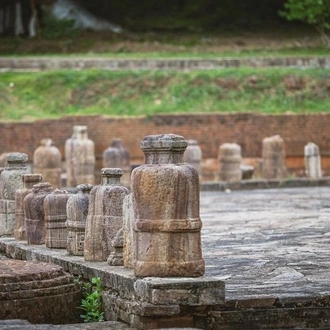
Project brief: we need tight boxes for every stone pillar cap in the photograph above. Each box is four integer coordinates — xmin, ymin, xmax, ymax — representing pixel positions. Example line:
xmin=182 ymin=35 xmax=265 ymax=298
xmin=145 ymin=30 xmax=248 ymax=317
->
xmin=7 ymin=152 xmax=28 ymax=163
xmin=141 ymin=134 xmax=187 ymax=152
xmin=77 ymin=183 xmax=93 ymax=192
xmin=73 ymin=125 xmax=87 ymax=134
xmin=101 ymin=168 xmax=123 ymax=176
xmin=22 ymin=174 xmax=43 ymax=182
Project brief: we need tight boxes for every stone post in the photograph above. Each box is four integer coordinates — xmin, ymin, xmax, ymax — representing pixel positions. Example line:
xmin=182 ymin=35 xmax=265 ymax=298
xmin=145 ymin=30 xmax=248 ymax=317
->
xmin=84 ymin=168 xmax=130 ymax=261
xmin=184 ymin=139 xmax=202 ymax=174
xmin=262 ymin=135 xmax=287 ymax=179
xmin=107 ymin=227 xmax=124 ymax=266
xmin=132 ymin=134 xmax=205 ymax=277
xmin=218 ymin=143 xmax=242 ymax=182
xmin=0 ymin=153 xmax=30 ymax=236
xmin=33 ymin=138 xmax=62 ymax=189
xmin=14 ymin=174 xmax=43 ymax=240
xmin=24 ymin=182 xmax=53 ymax=245
xmin=123 ymin=194 xmax=134 ymax=268
xmin=103 ymin=138 xmax=131 ymax=187
xmin=304 ymin=142 xmax=322 ymax=179
xmin=44 ymin=189 xmax=73 ymax=249
xmin=65 ymin=125 xmax=95 ymax=187
xmin=66 ymin=183 xmax=93 ymax=256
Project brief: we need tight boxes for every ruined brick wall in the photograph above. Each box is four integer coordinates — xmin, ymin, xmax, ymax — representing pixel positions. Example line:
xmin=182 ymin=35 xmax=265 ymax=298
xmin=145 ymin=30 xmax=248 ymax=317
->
xmin=1 ymin=113 xmax=330 ymax=177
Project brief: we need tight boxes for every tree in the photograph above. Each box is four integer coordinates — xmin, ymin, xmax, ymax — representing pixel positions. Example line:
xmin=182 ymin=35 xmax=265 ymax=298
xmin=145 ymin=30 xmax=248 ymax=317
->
xmin=279 ymin=0 xmax=330 ymax=48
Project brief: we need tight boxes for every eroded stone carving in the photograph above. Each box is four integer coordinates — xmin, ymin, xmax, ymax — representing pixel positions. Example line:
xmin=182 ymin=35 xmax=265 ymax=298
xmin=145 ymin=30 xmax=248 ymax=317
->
xmin=0 ymin=153 xmax=30 ymax=236
xmin=25 ymin=182 xmax=53 ymax=245
xmin=44 ymin=189 xmax=72 ymax=249
xmin=103 ymin=138 xmax=131 ymax=187
xmin=132 ymin=134 xmax=205 ymax=277
xmin=33 ymin=138 xmax=62 ymax=189
xmin=65 ymin=125 xmax=95 ymax=187
xmin=304 ymin=142 xmax=322 ymax=178
xmin=84 ymin=168 xmax=129 ymax=261
xmin=14 ymin=174 xmax=43 ymax=240
xmin=66 ymin=183 xmax=93 ymax=255
xmin=262 ymin=135 xmax=287 ymax=179
xmin=218 ymin=143 xmax=242 ymax=182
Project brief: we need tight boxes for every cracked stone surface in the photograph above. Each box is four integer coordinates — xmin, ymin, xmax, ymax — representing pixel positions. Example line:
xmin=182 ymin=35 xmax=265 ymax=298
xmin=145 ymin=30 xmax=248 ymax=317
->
xmin=201 ymin=186 xmax=330 ymax=302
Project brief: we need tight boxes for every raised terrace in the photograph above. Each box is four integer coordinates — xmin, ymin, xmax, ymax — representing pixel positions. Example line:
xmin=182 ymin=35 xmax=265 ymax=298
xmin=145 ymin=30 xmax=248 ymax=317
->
xmin=1 ymin=185 xmax=330 ymax=329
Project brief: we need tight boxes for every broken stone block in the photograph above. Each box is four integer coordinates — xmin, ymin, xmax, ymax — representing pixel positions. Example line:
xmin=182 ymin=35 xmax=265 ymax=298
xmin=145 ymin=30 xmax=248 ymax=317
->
xmin=218 ymin=143 xmax=242 ymax=182
xmin=0 ymin=153 xmax=31 ymax=236
xmin=33 ymin=138 xmax=62 ymax=189
xmin=107 ymin=227 xmax=124 ymax=266
xmin=84 ymin=168 xmax=130 ymax=261
xmin=44 ymin=189 xmax=73 ymax=249
xmin=304 ymin=142 xmax=322 ymax=179
xmin=14 ymin=174 xmax=43 ymax=240
xmin=66 ymin=183 xmax=93 ymax=256
xmin=24 ymin=182 xmax=53 ymax=245
xmin=65 ymin=125 xmax=95 ymax=187
xmin=183 ymin=139 xmax=202 ymax=174
xmin=103 ymin=138 xmax=131 ymax=187
xmin=262 ymin=135 xmax=287 ymax=179
xmin=132 ymin=134 xmax=205 ymax=277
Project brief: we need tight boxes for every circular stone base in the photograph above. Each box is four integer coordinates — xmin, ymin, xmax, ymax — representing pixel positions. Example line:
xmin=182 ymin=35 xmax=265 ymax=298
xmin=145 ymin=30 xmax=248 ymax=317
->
xmin=0 ymin=259 xmax=81 ymax=324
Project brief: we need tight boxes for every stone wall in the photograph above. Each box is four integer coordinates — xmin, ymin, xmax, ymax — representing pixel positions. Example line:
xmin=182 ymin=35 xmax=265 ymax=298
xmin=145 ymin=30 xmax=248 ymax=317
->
xmin=1 ymin=113 xmax=330 ymax=178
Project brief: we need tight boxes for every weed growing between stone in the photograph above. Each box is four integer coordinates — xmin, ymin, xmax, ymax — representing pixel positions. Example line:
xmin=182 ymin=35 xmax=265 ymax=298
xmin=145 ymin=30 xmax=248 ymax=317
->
xmin=79 ymin=277 xmax=104 ymax=323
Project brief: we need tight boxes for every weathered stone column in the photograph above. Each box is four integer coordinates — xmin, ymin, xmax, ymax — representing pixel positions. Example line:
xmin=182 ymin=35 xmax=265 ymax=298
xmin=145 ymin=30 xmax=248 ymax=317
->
xmin=24 ymin=182 xmax=53 ymax=245
xmin=304 ymin=142 xmax=322 ymax=178
xmin=262 ymin=135 xmax=287 ymax=179
xmin=132 ymin=134 xmax=205 ymax=277
xmin=123 ymin=194 xmax=134 ymax=268
xmin=103 ymin=138 xmax=131 ymax=187
xmin=44 ymin=189 xmax=72 ymax=249
xmin=33 ymin=138 xmax=62 ymax=189
xmin=218 ymin=143 xmax=242 ymax=182
xmin=84 ymin=168 xmax=130 ymax=261
xmin=66 ymin=183 xmax=93 ymax=256
xmin=65 ymin=125 xmax=95 ymax=187
xmin=14 ymin=174 xmax=43 ymax=240
xmin=184 ymin=139 xmax=202 ymax=173
xmin=0 ymin=153 xmax=30 ymax=236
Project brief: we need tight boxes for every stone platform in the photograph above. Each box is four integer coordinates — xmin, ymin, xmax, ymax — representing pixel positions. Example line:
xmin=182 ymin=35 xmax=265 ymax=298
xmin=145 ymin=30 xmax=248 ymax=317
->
xmin=1 ymin=185 xmax=330 ymax=329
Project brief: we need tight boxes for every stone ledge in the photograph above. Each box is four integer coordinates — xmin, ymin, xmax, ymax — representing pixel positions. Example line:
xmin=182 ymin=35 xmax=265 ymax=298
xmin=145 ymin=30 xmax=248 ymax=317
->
xmin=0 ymin=238 xmax=225 ymax=329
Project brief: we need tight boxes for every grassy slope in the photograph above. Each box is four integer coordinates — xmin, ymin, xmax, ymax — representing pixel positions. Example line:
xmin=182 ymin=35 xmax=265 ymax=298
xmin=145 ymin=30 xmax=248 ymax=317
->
xmin=1 ymin=68 xmax=330 ymax=122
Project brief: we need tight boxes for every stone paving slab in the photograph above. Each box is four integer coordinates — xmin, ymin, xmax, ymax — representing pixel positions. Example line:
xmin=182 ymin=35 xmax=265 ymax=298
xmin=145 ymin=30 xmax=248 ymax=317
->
xmin=201 ymin=186 xmax=330 ymax=304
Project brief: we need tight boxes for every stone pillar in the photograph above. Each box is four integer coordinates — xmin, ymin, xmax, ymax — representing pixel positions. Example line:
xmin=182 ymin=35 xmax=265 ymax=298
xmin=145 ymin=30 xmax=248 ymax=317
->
xmin=84 ymin=168 xmax=130 ymax=261
xmin=123 ymin=194 xmax=134 ymax=268
xmin=0 ymin=153 xmax=30 ymax=236
xmin=132 ymin=134 xmax=205 ymax=277
xmin=44 ymin=189 xmax=72 ymax=249
xmin=14 ymin=174 xmax=43 ymax=240
xmin=24 ymin=182 xmax=53 ymax=245
xmin=218 ymin=143 xmax=242 ymax=182
xmin=184 ymin=139 xmax=202 ymax=174
xmin=304 ymin=142 xmax=322 ymax=178
xmin=107 ymin=227 xmax=124 ymax=266
xmin=103 ymin=138 xmax=131 ymax=187
xmin=65 ymin=125 xmax=95 ymax=187
xmin=262 ymin=135 xmax=287 ymax=179
xmin=33 ymin=138 xmax=62 ymax=189
xmin=66 ymin=183 xmax=93 ymax=256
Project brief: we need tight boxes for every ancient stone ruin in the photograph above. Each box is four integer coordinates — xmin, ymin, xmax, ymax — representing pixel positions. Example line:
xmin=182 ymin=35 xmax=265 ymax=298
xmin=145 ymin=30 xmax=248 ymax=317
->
xmin=65 ymin=125 xmax=95 ymax=187
xmin=304 ymin=142 xmax=322 ymax=178
xmin=183 ymin=139 xmax=202 ymax=173
xmin=218 ymin=143 xmax=242 ymax=182
xmin=0 ymin=153 xmax=30 ymax=236
xmin=103 ymin=138 xmax=131 ymax=187
xmin=84 ymin=168 xmax=129 ymax=261
xmin=66 ymin=183 xmax=93 ymax=256
xmin=33 ymin=138 xmax=62 ymax=189
xmin=262 ymin=135 xmax=287 ymax=179
xmin=44 ymin=189 xmax=72 ymax=249
xmin=131 ymin=134 xmax=205 ymax=277
xmin=24 ymin=182 xmax=53 ymax=245
xmin=14 ymin=174 xmax=43 ymax=240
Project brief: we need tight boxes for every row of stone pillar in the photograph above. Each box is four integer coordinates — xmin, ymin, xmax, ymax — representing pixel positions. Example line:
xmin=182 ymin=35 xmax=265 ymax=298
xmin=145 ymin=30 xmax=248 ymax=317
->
xmin=0 ymin=134 xmax=205 ymax=278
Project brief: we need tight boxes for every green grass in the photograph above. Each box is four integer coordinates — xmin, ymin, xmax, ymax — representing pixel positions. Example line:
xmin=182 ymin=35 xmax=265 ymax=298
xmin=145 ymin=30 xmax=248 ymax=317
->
xmin=1 ymin=67 xmax=330 ymax=121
